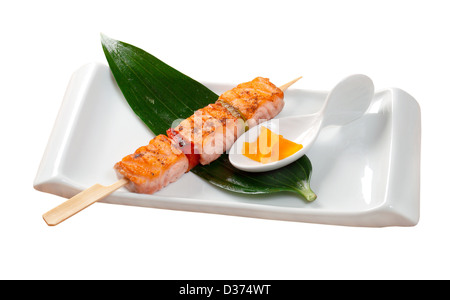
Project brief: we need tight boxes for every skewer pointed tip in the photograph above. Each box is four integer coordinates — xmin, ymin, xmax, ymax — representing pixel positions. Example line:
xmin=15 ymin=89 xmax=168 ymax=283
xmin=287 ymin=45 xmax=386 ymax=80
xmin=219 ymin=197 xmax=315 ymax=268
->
xmin=279 ymin=76 xmax=303 ymax=92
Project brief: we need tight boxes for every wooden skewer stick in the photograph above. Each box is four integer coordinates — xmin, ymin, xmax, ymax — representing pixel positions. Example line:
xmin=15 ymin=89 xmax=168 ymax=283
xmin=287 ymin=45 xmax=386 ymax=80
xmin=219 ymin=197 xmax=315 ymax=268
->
xmin=42 ymin=179 xmax=128 ymax=226
xmin=42 ymin=76 xmax=302 ymax=226
xmin=279 ymin=76 xmax=302 ymax=92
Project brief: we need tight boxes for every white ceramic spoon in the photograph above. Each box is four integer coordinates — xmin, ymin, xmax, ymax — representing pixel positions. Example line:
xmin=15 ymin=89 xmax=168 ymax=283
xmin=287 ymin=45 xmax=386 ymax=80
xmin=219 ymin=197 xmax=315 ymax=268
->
xmin=229 ymin=74 xmax=375 ymax=172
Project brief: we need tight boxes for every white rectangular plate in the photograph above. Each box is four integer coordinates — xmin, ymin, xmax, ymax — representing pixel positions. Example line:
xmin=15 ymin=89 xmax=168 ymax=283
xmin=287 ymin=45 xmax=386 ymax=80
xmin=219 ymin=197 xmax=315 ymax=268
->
xmin=34 ymin=63 xmax=421 ymax=227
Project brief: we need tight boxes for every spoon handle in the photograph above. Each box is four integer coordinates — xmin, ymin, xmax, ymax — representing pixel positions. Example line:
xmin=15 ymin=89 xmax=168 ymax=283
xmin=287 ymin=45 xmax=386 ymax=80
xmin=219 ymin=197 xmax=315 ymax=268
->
xmin=321 ymin=74 xmax=374 ymax=128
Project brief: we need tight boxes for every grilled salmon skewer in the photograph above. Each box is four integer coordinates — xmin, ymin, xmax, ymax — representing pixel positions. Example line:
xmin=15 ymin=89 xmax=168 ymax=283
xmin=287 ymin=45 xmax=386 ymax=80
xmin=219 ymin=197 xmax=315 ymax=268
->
xmin=42 ymin=76 xmax=302 ymax=226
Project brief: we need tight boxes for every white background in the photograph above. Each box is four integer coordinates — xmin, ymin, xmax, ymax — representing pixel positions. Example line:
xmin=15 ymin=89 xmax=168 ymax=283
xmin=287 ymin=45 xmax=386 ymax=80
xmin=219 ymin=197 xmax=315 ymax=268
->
xmin=1 ymin=0 xmax=448 ymax=280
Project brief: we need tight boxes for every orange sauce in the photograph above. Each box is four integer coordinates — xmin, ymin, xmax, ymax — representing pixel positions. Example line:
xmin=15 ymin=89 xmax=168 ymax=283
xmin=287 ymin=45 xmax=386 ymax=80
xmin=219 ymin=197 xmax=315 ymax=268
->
xmin=242 ymin=126 xmax=303 ymax=164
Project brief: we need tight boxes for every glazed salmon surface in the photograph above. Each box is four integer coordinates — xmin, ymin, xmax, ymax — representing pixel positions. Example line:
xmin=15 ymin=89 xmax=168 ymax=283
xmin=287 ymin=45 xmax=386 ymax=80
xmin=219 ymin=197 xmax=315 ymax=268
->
xmin=114 ymin=134 xmax=188 ymax=194
xmin=174 ymin=107 xmax=226 ymax=165
xmin=173 ymin=102 xmax=243 ymax=165
xmin=217 ymin=77 xmax=284 ymax=128
xmin=200 ymin=103 xmax=245 ymax=151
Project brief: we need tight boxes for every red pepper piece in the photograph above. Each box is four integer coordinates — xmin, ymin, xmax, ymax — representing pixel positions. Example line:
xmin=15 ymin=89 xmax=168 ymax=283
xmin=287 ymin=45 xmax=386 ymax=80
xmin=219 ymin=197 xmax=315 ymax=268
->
xmin=166 ymin=128 xmax=200 ymax=171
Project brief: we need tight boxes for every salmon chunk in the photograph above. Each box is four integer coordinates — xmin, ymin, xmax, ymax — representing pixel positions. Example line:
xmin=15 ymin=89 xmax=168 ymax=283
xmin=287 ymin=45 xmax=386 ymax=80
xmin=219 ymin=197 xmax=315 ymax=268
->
xmin=114 ymin=135 xmax=189 ymax=194
xmin=174 ymin=102 xmax=246 ymax=165
xmin=200 ymin=103 xmax=245 ymax=152
xmin=218 ymin=77 xmax=284 ymax=128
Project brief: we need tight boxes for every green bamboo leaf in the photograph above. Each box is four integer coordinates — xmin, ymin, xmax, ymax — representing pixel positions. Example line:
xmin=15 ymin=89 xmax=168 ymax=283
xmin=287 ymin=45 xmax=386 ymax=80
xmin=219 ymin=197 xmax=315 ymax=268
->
xmin=101 ymin=34 xmax=316 ymax=201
